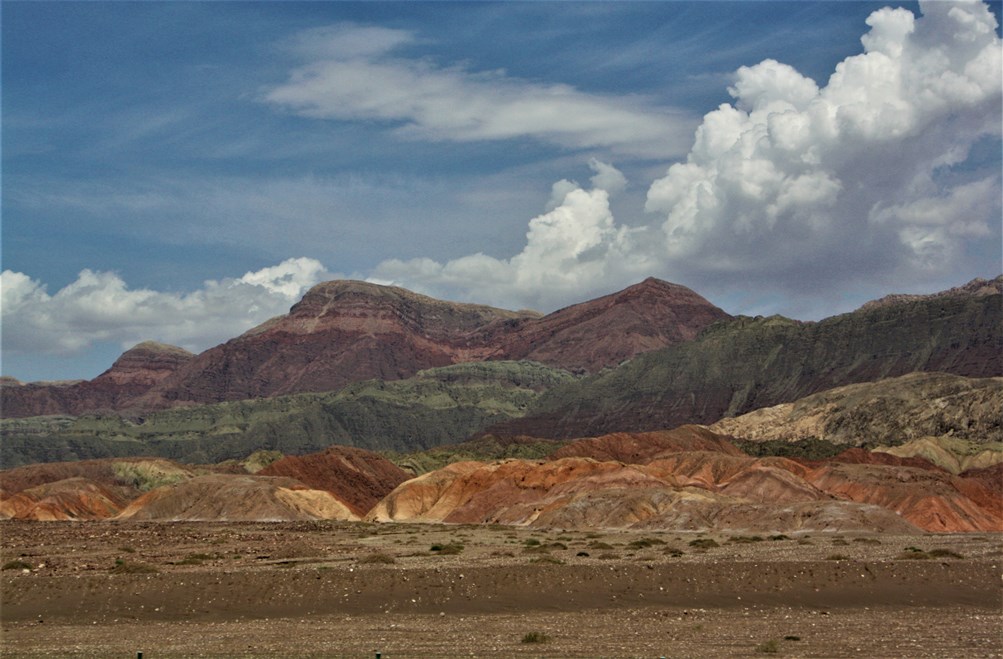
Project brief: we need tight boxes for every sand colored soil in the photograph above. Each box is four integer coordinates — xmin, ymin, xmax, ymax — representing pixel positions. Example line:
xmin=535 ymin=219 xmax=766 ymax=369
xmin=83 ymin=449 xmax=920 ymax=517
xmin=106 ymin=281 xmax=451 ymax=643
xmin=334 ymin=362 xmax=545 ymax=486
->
xmin=2 ymin=521 xmax=1000 ymax=657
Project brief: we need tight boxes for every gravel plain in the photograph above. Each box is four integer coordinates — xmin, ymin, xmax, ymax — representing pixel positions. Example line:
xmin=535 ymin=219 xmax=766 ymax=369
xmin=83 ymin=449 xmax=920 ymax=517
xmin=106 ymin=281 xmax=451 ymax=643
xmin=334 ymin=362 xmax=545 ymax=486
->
xmin=2 ymin=520 xmax=1001 ymax=657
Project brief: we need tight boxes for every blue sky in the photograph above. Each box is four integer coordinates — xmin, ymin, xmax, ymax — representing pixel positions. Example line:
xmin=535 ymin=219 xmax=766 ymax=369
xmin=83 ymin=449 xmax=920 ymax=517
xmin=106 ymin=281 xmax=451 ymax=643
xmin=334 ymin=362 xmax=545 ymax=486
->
xmin=3 ymin=1 xmax=1001 ymax=382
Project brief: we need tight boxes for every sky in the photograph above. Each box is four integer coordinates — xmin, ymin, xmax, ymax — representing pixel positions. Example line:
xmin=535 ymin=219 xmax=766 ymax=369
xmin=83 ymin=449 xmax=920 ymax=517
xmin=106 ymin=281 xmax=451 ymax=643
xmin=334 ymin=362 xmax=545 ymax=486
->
xmin=2 ymin=1 xmax=1001 ymax=382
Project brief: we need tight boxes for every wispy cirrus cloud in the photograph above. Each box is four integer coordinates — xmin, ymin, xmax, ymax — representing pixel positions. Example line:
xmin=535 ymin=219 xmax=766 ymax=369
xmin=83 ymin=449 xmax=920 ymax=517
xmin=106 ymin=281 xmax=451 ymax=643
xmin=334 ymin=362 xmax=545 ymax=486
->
xmin=264 ymin=23 xmax=695 ymax=159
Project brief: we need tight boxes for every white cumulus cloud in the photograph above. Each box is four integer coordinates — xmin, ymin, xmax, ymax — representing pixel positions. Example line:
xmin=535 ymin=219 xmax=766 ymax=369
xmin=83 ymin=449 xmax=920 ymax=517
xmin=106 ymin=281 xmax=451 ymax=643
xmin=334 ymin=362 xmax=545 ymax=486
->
xmin=371 ymin=163 xmax=654 ymax=310
xmin=1 ymin=258 xmax=332 ymax=356
xmin=644 ymin=0 xmax=1001 ymax=287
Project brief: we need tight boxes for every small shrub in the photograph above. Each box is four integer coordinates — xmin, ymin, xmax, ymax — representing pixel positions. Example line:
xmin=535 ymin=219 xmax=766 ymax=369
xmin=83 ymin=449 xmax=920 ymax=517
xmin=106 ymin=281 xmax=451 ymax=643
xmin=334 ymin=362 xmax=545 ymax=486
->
xmin=852 ymin=537 xmax=881 ymax=545
xmin=831 ymin=538 xmax=849 ymax=546
xmin=728 ymin=535 xmax=764 ymax=544
xmin=530 ymin=556 xmax=564 ymax=565
xmin=597 ymin=552 xmax=620 ymax=560
xmin=768 ymin=534 xmax=789 ymax=541
xmin=359 ymin=553 xmax=396 ymax=565
xmin=576 ymin=551 xmax=590 ymax=557
xmin=521 ymin=632 xmax=549 ymax=644
xmin=430 ymin=543 xmax=464 ymax=555
xmin=663 ymin=547 xmax=684 ymax=557
xmin=928 ymin=548 xmax=964 ymax=559
xmin=784 ymin=635 xmax=801 ymax=641
xmin=628 ymin=537 xmax=666 ymax=549
xmin=897 ymin=546 xmax=932 ymax=560
xmin=588 ymin=541 xmax=614 ymax=550
xmin=524 ymin=538 xmax=541 ymax=547
xmin=688 ymin=538 xmax=719 ymax=549
xmin=110 ymin=559 xmax=158 ymax=574
xmin=755 ymin=638 xmax=781 ymax=654
xmin=2 ymin=560 xmax=32 ymax=571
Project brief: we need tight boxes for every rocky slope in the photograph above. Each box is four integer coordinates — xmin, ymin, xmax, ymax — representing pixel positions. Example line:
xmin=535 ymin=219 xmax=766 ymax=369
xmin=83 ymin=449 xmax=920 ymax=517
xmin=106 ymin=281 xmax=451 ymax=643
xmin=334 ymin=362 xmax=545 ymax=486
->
xmin=492 ymin=284 xmax=1002 ymax=439
xmin=709 ymin=372 xmax=1003 ymax=447
xmin=1 ymin=361 xmax=575 ymax=467
xmin=1 ymin=342 xmax=194 ymax=418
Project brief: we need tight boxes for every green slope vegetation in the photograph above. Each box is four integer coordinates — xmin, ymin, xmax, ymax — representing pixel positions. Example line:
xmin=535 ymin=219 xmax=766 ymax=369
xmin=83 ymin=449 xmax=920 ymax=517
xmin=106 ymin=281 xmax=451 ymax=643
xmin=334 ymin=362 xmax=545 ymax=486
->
xmin=505 ymin=291 xmax=1002 ymax=439
xmin=1 ymin=361 xmax=575 ymax=467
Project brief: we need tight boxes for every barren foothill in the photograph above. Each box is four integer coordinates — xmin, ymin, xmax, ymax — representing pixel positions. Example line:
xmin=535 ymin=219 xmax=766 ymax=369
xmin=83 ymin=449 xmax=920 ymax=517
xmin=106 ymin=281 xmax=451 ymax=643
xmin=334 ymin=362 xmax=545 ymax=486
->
xmin=2 ymin=520 xmax=1001 ymax=657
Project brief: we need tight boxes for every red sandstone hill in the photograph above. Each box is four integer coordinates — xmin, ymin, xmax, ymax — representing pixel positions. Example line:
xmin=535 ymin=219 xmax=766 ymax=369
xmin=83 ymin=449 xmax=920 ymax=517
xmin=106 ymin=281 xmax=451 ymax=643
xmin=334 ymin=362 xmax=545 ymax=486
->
xmin=368 ymin=429 xmax=1002 ymax=533
xmin=0 ymin=446 xmax=408 ymax=522
xmin=1 ymin=341 xmax=194 ymax=418
xmin=258 ymin=446 xmax=410 ymax=516
xmin=115 ymin=474 xmax=358 ymax=522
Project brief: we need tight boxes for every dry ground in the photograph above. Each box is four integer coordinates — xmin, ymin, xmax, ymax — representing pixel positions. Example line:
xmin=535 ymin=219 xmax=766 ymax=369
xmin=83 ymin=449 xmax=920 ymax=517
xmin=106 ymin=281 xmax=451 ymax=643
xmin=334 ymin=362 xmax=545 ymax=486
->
xmin=2 ymin=520 xmax=1001 ymax=657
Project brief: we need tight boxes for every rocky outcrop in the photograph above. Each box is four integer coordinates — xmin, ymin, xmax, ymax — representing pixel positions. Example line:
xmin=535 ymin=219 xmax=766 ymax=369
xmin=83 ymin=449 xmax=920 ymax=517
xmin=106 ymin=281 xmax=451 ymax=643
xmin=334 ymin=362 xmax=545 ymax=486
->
xmin=258 ymin=446 xmax=410 ymax=516
xmin=857 ymin=275 xmax=1002 ymax=312
xmin=1 ymin=342 xmax=194 ymax=418
xmin=709 ymin=372 xmax=1003 ymax=447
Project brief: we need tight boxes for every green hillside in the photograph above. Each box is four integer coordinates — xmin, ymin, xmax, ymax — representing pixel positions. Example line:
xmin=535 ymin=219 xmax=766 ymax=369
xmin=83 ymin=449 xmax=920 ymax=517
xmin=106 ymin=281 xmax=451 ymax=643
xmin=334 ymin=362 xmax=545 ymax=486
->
xmin=1 ymin=361 xmax=575 ymax=467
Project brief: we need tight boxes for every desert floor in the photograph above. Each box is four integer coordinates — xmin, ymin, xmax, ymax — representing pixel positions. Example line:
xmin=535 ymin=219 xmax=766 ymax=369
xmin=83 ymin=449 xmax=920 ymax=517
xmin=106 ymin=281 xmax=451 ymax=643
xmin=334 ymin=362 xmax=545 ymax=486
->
xmin=2 ymin=520 xmax=1001 ymax=657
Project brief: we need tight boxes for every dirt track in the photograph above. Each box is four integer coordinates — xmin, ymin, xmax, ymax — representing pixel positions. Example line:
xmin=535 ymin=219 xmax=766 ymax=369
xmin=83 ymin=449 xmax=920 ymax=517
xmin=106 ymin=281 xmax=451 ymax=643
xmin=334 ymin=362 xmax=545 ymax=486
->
xmin=2 ymin=521 xmax=1001 ymax=657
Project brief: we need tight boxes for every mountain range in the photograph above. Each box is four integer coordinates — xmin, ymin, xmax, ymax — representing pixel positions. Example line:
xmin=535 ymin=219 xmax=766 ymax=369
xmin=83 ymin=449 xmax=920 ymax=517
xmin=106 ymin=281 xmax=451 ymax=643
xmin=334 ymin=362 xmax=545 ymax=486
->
xmin=2 ymin=275 xmax=1000 ymax=532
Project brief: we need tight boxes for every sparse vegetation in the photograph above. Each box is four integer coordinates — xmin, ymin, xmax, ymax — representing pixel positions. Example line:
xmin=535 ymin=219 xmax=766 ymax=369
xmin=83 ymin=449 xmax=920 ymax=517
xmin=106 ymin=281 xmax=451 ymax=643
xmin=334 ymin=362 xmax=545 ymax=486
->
xmin=688 ymin=538 xmax=719 ymax=549
xmin=529 ymin=556 xmax=564 ymax=565
xmin=2 ymin=560 xmax=33 ymax=571
xmin=826 ymin=554 xmax=851 ymax=561
xmin=627 ymin=537 xmax=666 ymax=549
xmin=110 ymin=559 xmax=158 ymax=574
xmin=755 ymin=638 xmax=781 ymax=654
xmin=768 ymin=534 xmax=789 ymax=541
xmin=521 ymin=632 xmax=549 ymax=644
xmin=928 ymin=548 xmax=964 ymax=559
xmin=728 ymin=535 xmax=764 ymax=544
xmin=852 ymin=537 xmax=881 ymax=545
xmin=430 ymin=543 xmax=464 ymax=555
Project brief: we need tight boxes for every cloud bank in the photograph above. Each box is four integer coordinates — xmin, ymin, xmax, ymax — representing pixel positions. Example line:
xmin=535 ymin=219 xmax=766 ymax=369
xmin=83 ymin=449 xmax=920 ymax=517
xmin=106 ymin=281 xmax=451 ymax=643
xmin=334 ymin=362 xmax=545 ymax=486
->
xmin=1 ymin=258 xmax=331 ymax=356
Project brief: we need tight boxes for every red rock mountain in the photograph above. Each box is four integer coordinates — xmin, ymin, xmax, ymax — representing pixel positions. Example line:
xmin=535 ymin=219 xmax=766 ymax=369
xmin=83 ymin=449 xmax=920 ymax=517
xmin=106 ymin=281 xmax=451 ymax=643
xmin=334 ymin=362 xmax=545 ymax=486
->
xmin=484 ymin=277 xmax=732 ymax=372
xmin=1 ymin=342 xmax=194 ymax=418
xmin=114 ymin=278 xmax=728 ymax=411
